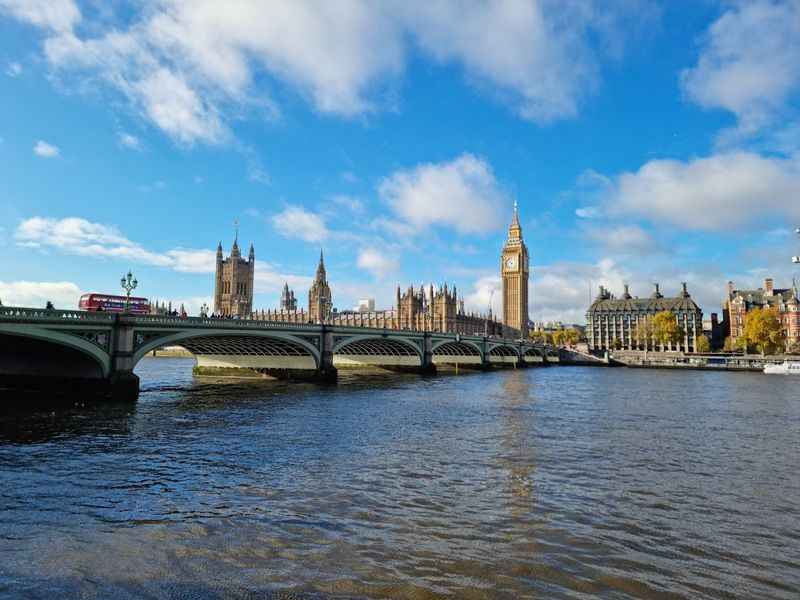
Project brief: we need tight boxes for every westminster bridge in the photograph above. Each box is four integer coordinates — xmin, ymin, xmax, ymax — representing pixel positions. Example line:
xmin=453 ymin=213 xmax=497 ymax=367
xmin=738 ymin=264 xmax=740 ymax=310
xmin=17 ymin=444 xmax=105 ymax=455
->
xmin=0 ymin=307 xmax=558 ymax=402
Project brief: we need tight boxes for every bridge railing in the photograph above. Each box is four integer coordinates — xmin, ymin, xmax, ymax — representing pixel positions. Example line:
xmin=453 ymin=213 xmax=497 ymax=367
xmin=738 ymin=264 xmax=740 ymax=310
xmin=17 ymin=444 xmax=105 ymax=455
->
xmin=0 ymin=307 xmax=116 ymax=323
xmin=131 ymin=314 xmax=323 ymax=331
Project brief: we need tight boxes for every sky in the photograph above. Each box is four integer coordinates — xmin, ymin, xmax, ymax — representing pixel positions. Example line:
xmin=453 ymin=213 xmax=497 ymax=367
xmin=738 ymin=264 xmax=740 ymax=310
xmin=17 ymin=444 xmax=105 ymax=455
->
xmin=1 ymin=0 xmax=799 ymax=323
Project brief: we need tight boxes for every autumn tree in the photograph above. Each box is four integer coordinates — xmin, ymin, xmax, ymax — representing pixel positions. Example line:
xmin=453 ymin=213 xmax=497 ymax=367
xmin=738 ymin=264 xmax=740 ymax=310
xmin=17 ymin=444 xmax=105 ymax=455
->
xmin=652 ymin=311 xmax=684 ymax=348
xmin=742 ymin=307 xmax=786 ymax=356
xmin=695 ymin=334 xmax=711 ymax=353
xmin=633 ymin=317 xmax=654 ymax=349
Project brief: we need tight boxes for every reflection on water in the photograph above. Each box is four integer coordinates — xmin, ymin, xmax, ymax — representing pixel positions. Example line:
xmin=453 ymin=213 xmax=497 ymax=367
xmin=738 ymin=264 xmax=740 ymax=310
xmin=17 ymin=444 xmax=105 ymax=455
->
xmin=1 ymin=358 xmax=799 ymax=599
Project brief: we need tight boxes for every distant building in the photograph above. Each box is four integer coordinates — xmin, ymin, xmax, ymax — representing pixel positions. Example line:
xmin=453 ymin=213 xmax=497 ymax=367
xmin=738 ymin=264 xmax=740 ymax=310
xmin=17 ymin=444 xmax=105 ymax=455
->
xmin=308 ymin=251 xmax=333 ymax=323
xmin=280 ymin=283 xmax=297 ymax=311
xmin=723 ymin=278 xmax=799 ymax=350
xmin=501 ymin=202 xmax=529 ymax=338
xmin=355 ymin=298 xmax=375 ymax=312
xmin=214 ymin=237 xmax=255 ymax=317
xmin=586 ymin=283 xmax=703 ymax=353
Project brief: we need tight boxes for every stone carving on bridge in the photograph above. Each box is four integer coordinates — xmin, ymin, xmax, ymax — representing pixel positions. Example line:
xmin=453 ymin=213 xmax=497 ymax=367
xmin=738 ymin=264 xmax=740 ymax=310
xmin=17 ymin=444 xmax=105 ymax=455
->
xmin=59 ymin=330 xmax=111 ymax=352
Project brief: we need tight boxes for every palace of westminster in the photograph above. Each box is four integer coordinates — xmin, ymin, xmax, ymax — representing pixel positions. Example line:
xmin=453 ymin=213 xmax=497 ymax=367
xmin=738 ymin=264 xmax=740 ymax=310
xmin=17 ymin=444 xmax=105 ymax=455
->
xmin=212 ymin=206 xmax=530 ymax=338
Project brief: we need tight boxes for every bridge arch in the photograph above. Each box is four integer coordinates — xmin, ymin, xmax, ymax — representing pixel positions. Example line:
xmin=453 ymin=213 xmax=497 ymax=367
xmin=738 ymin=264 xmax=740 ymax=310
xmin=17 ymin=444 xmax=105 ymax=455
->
xmin=523 ymin=346 xmax=545 ymax=358
xmin=333 ymin=335 xmax=422 ymax=368
xmin=132 ymin=329 xmax=321 ymax=368
xmin=0 ymin=325 xmax=111 ymax=377
xmin=488 ymin=344 xmax=520 ymax=358
xmin=431 ymin=339 xmax=483 ymax=358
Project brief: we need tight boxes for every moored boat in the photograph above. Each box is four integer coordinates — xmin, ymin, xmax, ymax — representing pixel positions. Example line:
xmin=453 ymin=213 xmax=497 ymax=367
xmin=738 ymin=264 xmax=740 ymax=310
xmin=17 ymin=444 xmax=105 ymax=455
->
xmin=764 ymin=361 xmax=800 ymax=375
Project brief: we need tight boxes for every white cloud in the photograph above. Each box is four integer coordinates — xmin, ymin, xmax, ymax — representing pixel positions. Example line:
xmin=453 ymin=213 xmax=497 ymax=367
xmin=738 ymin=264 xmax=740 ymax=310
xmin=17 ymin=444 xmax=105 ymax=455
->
xmin=118 ymin=132 xmax=141 ymax=150
xmin=271 ymin=206 xmax=329 ymax=243
xmin=5 ymin=61 xmax=22 ymax=77
xmin=356 ymin=247 xmax=399 ymax=279
xmin=165 ymin=249 xmax=216 ymax=273
xmin=0 ymin=0 xmax=79 ymax=33
xmin=33 ymin=140 xmax=59 ymax=157
xmin=330 ymin=194 xmax=364 ymax=214
xmin=585 ymin=224 xmax=660 ymax=255
xmin=681 ymin=1 xmax=800 ymax=147
xmin=0 ymin=280 xmax=82 ymax=309
xmin=379 ymin=153 xmax=509 ymax=234
xmin=14 ymin=217 xmax=216 ymax=273
xmin=605 ymin=152 xmax=800 ymax=231
xmin=464 ymin=274 xmax=501 ymax=315
xmin=3 ymin=1 xmax=648 ymax=144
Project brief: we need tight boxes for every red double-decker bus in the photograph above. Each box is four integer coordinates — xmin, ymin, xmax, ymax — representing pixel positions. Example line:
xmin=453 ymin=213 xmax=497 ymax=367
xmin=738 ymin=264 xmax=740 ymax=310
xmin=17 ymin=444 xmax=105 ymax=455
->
xmin=79 ymin=293 xmax=150 ymax=314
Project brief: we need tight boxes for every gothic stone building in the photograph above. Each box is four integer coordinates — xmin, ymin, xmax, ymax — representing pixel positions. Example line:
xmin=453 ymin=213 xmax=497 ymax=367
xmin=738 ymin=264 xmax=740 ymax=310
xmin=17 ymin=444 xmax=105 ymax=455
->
xmin=586 ymin=283 xmax=703 ymax=353
xmin=214 ymin=238 xmax=255 ymax=317
xmin=724 ymin=278 xmax=800 ymax=350
xmin=501 ymin=202 xmax=529 ymax=338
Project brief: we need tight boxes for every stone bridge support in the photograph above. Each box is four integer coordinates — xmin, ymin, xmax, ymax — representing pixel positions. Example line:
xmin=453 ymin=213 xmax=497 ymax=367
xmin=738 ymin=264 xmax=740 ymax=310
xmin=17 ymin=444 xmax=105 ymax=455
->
xmin=108 ymin=315 xmax=140 ymax=402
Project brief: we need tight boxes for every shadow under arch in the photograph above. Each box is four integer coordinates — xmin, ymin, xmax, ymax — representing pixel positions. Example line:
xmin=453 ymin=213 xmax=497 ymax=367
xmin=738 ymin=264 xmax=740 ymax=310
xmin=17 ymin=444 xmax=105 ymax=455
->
xmin=0 ymin=329 xmax=110 ymax=378
xmin=431 ymin=339 xmax=484 ymax=358
xmin=131 ymin=329 xmax=322 ymax=369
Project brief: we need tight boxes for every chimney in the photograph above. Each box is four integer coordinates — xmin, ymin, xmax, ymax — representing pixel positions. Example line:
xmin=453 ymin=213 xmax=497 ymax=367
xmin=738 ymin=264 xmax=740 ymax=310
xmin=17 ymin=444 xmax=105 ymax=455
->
xmin=681 ymin=282 xmax=689 ymax=297
xmin=765 ymin=278 xmax=774 ymax=296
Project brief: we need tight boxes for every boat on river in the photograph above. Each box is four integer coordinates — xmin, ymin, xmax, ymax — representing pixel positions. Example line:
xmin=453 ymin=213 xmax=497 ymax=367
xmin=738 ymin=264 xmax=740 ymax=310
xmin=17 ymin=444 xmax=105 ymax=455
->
xmin=763 ymin=361 xmax=800 ymax=375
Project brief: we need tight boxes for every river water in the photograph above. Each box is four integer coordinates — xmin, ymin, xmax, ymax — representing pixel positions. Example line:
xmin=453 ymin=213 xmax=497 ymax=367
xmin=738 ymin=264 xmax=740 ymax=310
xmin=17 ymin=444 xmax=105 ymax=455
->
xmin=1 ymin=359 xmax=798 ymax=599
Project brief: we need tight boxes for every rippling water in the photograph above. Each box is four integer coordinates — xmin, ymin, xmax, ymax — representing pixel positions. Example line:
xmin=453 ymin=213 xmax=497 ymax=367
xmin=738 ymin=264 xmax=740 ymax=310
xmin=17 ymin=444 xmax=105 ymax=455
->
xmin=1 ymin=358 xmax=799 ymax=599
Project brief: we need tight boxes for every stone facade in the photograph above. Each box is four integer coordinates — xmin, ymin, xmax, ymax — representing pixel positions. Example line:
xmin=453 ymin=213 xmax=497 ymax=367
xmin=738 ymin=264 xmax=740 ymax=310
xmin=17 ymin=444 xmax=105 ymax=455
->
xmin=501 ymin=202 xmax=529 ymax=338
xmin=214 ymin=238 xmax=255 ymax=317
xmin=723 ymin=278 xmax=800 ymax=350
xmin=280 ymin=283 xmax=297 ymax=311
xmin=586 ymin=283 xmax=703 ymax=353
xmin=308 ymin=251 xmax=333 ymax=323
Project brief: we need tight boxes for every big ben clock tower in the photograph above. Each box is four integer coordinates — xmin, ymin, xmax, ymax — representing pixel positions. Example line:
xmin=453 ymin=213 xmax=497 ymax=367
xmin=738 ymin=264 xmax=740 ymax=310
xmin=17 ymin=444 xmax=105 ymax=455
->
xmin=501 ymin=201 xmax=529 ymax=337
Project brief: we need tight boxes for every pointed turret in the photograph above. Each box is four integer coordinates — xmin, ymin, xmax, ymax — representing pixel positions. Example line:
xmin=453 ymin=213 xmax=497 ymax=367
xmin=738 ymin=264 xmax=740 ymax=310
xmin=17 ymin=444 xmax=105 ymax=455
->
xmin=216 ymin=241 xmax=223 ymax=261
xmin=508 ymin=200 xmax=523 ymax=242
xmin=248 ymin=242 xmax=255 ymax=262
xmin=315 ymin=249 xmax=326 ymax=281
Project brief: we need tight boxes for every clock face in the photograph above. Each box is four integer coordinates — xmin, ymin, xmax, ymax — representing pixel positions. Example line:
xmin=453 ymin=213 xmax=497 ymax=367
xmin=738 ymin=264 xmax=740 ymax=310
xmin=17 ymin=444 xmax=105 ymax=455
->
xmin=505 ymin=257 xmax=517 ymax=269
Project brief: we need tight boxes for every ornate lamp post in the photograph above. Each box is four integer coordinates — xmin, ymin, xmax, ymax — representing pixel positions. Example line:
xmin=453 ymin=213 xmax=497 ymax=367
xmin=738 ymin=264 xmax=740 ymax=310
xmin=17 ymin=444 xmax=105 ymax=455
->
xmin=200 ymin=302 xmax=209 ymax=318
xmin=120 ymin=270 xmax=138 ymax=312
xmin=793 ymin=227 xmax=800 ymax=264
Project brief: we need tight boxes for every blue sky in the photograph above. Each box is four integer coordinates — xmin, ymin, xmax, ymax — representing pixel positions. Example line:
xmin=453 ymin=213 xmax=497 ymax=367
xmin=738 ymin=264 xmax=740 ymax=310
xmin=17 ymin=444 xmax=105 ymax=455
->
xmin=1 ymin=0 xmax=799 ymax=323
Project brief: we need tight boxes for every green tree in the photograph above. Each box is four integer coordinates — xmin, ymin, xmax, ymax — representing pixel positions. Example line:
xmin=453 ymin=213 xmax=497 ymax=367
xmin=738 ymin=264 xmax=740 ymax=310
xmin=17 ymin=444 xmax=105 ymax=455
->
xmin=742 ymin=307 xmax=786 ymax=356
xmin=723 ymin=336 xmax=737 ymax=352
xmin=612 ymin=337 xmax=623 ymax=350
xmin=695 ymin=334 xmax=711 ymax=353
xmin=652 ymin=311 xmax=684 ymax=348
xmin=552 ymin=330 xmax=565 ymax=346
xmin=786 ymin=340 xmax=800 ymax=355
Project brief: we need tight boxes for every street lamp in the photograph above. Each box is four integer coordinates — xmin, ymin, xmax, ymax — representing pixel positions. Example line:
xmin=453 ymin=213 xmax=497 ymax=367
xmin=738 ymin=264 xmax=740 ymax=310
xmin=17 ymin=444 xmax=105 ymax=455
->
xmin=120 ymin=270 xmax=138 ymax=312
xmin=200 ymin=302 xmax=209 ymax=318
xmin=794 ymin=227 xmax=800 ymax=264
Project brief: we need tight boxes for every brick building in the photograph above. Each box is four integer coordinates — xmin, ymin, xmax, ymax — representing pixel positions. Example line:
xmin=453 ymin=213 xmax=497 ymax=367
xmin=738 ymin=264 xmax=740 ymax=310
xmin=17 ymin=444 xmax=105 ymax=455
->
xmin=723 ymin=278 xmax=800 ymax=350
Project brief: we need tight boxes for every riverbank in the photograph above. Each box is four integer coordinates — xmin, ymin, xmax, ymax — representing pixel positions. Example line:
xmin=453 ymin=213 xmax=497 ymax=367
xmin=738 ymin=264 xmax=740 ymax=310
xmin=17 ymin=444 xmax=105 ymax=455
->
xmin=608 ymin=350 xmax=795 ymax=372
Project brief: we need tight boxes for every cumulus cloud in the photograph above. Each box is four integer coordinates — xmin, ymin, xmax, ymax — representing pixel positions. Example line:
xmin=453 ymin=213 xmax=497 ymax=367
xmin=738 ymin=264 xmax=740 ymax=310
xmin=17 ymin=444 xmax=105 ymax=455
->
xmin=271 ymin=206 xmax=329 ymax=243
xmin=118 ymin=132 xmax=141 ymax=150
xmin=15 ymin=217 xmax=215 ymax=273
xmin=33 ymin=140 xmax=59 ymax=157
xmin=357 ymin=248 xmax=399 ymax=279
xmin=2 ymin=0 xmax=649 ymax=144
xmin=0 ymin=280 xmax=82 ymax=309
xmin=379 ymin=153 xmax=509 ymax=234
xmin=0 ymin=0 xmax=79 ymax=33
xmin=464 ymin=274 xmax=501 ymax=315
xmin=5 ymin=61 xmax=22 ymax=77
xmin=681 ymin=1 xmax=800 ymax=147
xmin=585 ymin=224 xmax=660 ymax=255
xmin=604 ymin=152 xmax=800 ymax=231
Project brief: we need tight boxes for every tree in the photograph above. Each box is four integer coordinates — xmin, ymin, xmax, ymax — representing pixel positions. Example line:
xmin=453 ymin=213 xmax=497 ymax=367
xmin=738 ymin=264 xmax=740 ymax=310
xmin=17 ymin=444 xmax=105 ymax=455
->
xmin=742 ymin=307 xmax=786 ymax=356
xmin=633 ymin=317 xmax=654 ymax=350
xmin=561 ymin=328 xmax=580 ymax=346
xmin=723 ymin=336 xmax=737 ymax=352
xmin=652 ymin=311 xmax=684 ymax=348
xmin=787 ymin=340 xmax=800 ymax=355
xmin=552 ymin=329 xmax=565 ymax=346
xmin=612 ymin=337 xmax=623 ymax=350
xmin=696 ymin=334 xmax=711 ymax=353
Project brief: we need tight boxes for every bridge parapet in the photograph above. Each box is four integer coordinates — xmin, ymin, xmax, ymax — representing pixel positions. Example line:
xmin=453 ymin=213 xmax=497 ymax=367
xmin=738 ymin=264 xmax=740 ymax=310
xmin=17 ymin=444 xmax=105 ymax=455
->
xmin=0 ymin=306 xmax=115 ymax=324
